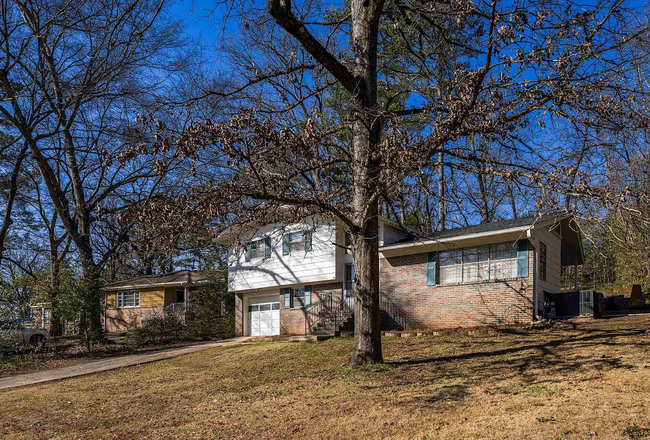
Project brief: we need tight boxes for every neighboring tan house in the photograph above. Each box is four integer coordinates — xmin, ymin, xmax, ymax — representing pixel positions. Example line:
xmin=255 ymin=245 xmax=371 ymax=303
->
xmin=219 ymin=213 xmax=584 ymax=337
xmin=103 ymin=270 xmax=208 ymax=332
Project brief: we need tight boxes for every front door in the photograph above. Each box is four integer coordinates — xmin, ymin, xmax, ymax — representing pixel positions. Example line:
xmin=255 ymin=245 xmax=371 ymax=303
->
xmin=344 ymin=263 xmax=355 ymax=311
xmin=249 ymin=302 xmax=280 ymax=336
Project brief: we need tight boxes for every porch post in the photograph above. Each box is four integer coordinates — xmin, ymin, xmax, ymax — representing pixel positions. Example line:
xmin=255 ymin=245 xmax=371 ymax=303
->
xmin=574 ymin=264 xmax=578 ymax=291
xmin=184 ymin=285 xmax=189 ymax=309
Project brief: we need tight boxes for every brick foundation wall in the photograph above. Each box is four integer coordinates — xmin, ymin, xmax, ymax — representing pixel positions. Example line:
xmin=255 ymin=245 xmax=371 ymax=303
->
xmin=379 ymin=250 xmax=534 ymax=330
xmin=281 ymin=282 xmax=343 ymax=335
xmin=235 ymin=293 xmax=244 ymax=336
xmin=104 ymin=307 xmax=163 ymax=333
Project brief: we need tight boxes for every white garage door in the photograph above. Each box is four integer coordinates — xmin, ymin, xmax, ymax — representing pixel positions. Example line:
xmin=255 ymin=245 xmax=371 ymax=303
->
xmin=249 ymin=302 xmax=280 ymax=336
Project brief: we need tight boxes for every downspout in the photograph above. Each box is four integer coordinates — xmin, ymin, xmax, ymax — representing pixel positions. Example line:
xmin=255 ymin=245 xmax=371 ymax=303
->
xmin=527 ymin=229 xmax=538 ymax=321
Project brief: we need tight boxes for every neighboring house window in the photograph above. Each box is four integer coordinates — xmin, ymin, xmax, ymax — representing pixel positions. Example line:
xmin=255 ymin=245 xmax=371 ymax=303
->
xmin=176 ymin=290 xmax=185 ymax=303
xmin=437 ymin=241 xmax=521 ymax=285
xmin=539 ymin=242 xmax=547 ymax=281
xmin=117 ymin=291 xmax=140 ymax=308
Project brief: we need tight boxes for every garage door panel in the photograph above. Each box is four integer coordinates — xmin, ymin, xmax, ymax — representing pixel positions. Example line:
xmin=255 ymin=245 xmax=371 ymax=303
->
xmin=250 ymin=301 xmax=280 ymax=337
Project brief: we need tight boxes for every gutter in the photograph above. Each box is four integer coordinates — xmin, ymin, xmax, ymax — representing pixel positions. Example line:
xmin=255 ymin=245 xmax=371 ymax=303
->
xmin=528 ymin=228 xmax=538 ymax=321
xmin=379 ymin=225 xmax=534 ymax=252
xmin=103 ymin=280 xmax=196 ymax=292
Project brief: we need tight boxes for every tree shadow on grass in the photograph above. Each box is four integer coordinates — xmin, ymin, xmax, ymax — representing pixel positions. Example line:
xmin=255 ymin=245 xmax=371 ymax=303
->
xmin=384 ymin=324 xmax=645 ymax=408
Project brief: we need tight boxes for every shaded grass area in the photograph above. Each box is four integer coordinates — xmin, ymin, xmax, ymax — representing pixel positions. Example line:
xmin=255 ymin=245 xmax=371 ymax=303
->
xmin=0 ymin=337 xmax=220 ymax=379
xmin=1 ymin=316 xmax=649 ymax=439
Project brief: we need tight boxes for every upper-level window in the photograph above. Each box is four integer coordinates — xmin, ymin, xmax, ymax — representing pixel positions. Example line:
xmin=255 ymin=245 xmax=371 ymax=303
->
xmin=245 ymin=237 xmax=271 ymax=262
xmin=438 ymin=242 xmax=518 ymax=285
xmin=283 ymin=231 xmax=313 ymax=255
xmin=250 ymin=239 xmax=266 ymax=260
xmin=117 ymin=291 xmax=140 ymax=308
xmin=287 ymin=232 xmax=303 ymax=253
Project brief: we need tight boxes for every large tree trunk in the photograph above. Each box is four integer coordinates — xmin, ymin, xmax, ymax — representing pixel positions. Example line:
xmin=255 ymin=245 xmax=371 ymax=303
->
xmin=49 ymin=256 xmax=62 ymax=337
xmin=0 ymin=144 xmax=28 ymax=266
xmin=437 ymin=151 xmax=445 ymax=231
xmin=347 ymin=0 xmax=384 ymax=366
xmin=349 ymin=211 xmax=383 ymax=366
xmin=78 ymin=241 xmax=103 ymax=344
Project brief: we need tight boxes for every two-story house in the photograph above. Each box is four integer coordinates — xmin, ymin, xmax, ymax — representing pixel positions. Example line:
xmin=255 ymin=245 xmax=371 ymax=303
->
xmin=219 ymin=213 xmax=584 ymax=337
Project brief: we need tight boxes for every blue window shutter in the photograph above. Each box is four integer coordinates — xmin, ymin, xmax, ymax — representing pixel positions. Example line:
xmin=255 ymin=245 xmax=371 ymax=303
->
xmin=427 ymin=252 xmax=437 ymax=286
xmin=304 ymin=231 xmax=312 ymax=252
xmin=245 ymin=246 xmax=252 ymax=262
xmin=282 ymin=234 xmax=290 ymax=255
xmin=264 ymin=237 xmax=271 ymax=258
xmin=517 ymin=240 xmax=529 ymax=277
xmin=304 ymin=285 xmax=311 ymax=307
xmin=284 ymin=288 xmax=291 ymax=308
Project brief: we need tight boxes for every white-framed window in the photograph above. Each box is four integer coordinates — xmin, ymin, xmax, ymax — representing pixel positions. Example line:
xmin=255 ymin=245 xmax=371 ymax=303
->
xmin=489 ymin=242 xmax=517 ymax=279
xmin=462 ymin=245 xmax=490 ymax=282
xmin=438 ymin=242 xmax=518 ymax=285
xmin=440 ymin=249 xmax=462 ymax=284
xmin=293 ymin=288 xmax=305 ymax=307
xmin=287 ymin=232 xmax=304 ymax=253
xmin=250 ymin=239 xmax=266 ymax=260
xmin=117 ymin=291 xmax=140 ymax=308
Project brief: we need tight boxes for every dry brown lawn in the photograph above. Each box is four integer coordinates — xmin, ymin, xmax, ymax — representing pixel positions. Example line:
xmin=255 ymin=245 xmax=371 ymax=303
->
xmin=1 ymin=316 xmax=649 ymax=440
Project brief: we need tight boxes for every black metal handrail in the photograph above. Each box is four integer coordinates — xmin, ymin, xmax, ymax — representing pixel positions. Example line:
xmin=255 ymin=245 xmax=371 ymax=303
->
xmin=379 ymin=294 xmax=409 ymax=331
xmin=304 ymin=291 xmax=334 ymax=335
xmin=333 ymin=294 xmax=354 ymax=334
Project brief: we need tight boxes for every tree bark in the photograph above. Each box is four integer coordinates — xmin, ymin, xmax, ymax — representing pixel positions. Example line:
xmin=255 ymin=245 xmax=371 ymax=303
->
xmin=347 ymin=0 xmax=384 ymax=366
xmin=349 ymin=212 xmax=383 ymax=366
xmin=437 ymin=151 xmax=445 ymax=231
xmin=0 ymin=144 xmax=28 ymax=266
xmin=49 ymin=258 xmax=62 ymax=337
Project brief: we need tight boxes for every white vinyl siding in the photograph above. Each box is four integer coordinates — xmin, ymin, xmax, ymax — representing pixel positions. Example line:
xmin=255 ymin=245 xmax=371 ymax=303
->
xmin=229 ymin=221 xmax=337 ymax=292
xmin=438 ymin=242 xmax=518 ymax=285
xmin=536 ymin=227 xmax=562 ymax=294
xmin=117 ymin=291 xmax=140 ymax=308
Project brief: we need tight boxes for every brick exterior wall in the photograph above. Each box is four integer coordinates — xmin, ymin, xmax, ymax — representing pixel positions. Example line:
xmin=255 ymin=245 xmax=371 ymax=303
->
xmin=235 ymin=293 xmax=244 ymax=336
xmin=280 ymin=282 xmax=343 ymax=335
xmin=379 ymin=249 xmax=535 ymax=330
xmin=104 ymin=307 xmax=164 ymax=332
xmin=233 ymin=247 xmax=536 ymax=335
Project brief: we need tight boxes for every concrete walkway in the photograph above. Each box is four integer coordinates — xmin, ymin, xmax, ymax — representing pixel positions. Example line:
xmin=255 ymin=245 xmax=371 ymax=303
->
xmin=0 ymin=337 xmax=251 ymax=391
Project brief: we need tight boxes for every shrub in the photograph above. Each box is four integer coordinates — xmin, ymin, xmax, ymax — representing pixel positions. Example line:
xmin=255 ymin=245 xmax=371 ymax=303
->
xmin=125 ymin=308 xmax=187 ymax=347
xmin=185 ymin=270 xmax=234 ymax=340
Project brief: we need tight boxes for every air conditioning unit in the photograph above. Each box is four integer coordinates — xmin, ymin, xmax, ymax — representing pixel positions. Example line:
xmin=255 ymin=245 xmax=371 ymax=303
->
xmin=579 ymin=290 xmax=594 ymax=316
